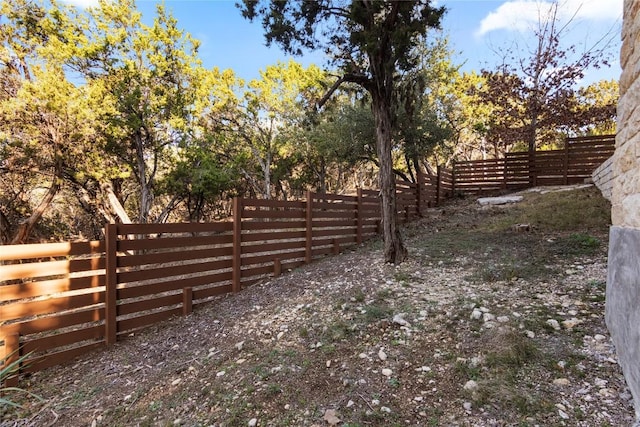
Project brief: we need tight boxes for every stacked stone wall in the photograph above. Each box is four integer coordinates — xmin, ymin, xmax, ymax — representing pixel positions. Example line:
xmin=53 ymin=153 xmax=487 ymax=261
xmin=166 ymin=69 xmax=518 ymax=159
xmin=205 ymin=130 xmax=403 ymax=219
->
xmin=606 ymin=0 xmax=640 ymax=421
xmin=592 ymin=156 xmax=614 ymax=200
xmin=612 ymin=0 xmax=640 ymax=227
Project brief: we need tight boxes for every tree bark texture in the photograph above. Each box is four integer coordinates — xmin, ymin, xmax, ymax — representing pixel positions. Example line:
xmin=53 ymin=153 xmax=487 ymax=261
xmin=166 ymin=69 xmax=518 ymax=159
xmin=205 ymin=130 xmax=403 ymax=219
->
xmin=372 ymin=94 xmax=407 ymax=264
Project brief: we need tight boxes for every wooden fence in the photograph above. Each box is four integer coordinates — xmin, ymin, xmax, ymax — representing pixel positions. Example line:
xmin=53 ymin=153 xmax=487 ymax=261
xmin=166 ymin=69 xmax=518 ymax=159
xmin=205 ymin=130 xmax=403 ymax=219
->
xmin=452 ymin=135 xmax=616 ymax=194
xmin=0 ymin=135 xmax=614 ymax=382
xmin=1 ymin=174 xmax=456 ymax=384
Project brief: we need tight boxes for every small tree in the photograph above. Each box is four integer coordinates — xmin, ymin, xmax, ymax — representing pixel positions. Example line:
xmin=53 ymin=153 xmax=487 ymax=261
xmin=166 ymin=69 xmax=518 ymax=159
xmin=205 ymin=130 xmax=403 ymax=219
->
xmin=240 ymin=0 xmax=445 ymax=263
xmin=477 ymin=0 xmax=617 ymax=158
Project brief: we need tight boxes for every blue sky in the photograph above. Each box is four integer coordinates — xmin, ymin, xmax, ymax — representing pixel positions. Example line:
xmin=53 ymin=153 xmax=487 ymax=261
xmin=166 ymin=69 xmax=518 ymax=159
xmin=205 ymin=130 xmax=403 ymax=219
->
xmin=66 ymin=0 xmax=623 ymax=86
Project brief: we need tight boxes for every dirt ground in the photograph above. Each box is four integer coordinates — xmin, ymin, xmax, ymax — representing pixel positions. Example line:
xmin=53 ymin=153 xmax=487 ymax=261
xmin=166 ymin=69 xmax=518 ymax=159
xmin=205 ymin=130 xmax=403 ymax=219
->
xmin=2 ymin=185 xmax=636 ymax=426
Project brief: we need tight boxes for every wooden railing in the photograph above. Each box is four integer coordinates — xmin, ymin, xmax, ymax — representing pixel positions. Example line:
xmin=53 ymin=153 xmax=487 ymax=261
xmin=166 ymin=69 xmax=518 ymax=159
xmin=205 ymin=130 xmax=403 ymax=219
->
xmin=452 ymin=135 xmax=616 ymax=194
xmin=1 ymin=174 xmax=456 ymax=383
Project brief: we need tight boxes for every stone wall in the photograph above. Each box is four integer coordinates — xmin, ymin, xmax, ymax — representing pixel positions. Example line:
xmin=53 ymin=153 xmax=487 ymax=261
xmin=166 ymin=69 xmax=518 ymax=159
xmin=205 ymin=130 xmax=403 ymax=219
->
xmin=592 ymin=155 xmax=614 ymax=200
xmin=605 ymin=0 xmax=640 ymax=421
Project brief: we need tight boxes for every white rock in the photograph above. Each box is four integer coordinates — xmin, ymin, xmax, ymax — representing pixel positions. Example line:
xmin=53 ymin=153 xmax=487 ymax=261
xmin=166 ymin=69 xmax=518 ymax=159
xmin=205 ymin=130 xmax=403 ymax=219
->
xmin=276 ymin=331 xmax=284 ymax=340
xmin=378 ymin=349 xmax=387 ymax=361
xmin=346 ymin=400 xmax=354 ymax=408
xmin=477 ymin=196 xmax=523 ymax=205
xmin=546 ymin=319 xmax=561 ymax=330
xmin=371 ymin=399 xmax=380 ymax=406
xmin=392 ymin=313 xmax=411 ymax=327
xmin=358 ymin=353 xmax=368 ymax=359
xmin=173 ymin=418 xmax=182 ymax=425
xmin=463 ymin=380 xmax=478 ymax=391
xmin=235 ymin=341 xmax=245 ymax=351
xmin=553 ymin=378 xmax=570 ymax=386
xmin=248 ymin=418 xmax=258 ymax=427
xmin=171 ymin=379 xmax=181 ymax=386
xmin=463 ymin=401 xmax=472 ymax=411
xmin=525 ymin=330 xmax=536 ymax=338
xmin=382 ymin=368 xmax=393 ymax=377
xmin=482 ymin=313 xmax=495 ymax=322
xmin=594 ymin=334 xmax=606 ymax=342
xmin=558 ymin=409 xmax=570 ymax=419
xmin=216 ymin=371 xmax=225 ymax=377
xmin=381 ymin=406 xmax=391 ymax=413
xmin=497 ymin=316 xmax=509 ymax=323
xmin=470 ymin=309 xmax=483 ymax=320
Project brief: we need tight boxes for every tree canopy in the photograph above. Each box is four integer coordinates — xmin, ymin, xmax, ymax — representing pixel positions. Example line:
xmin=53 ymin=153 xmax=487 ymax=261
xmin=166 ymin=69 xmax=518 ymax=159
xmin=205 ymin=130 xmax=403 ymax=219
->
xmin=0 ymin=0 xmax=618 ymax=245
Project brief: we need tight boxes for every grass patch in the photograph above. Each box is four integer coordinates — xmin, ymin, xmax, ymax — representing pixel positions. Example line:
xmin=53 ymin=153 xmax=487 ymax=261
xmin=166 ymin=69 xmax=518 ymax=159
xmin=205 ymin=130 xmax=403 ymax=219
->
xmin=485 ymin=186 xmax=610 ymax=233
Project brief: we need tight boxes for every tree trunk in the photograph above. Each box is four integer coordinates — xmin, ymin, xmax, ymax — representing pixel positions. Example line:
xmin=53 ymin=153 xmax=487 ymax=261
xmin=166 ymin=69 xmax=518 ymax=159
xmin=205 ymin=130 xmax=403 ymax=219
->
xmin=10 ymin=178 xmax=60 ymax=244
xmin=372 ymin=94 xmax=407 ymax=264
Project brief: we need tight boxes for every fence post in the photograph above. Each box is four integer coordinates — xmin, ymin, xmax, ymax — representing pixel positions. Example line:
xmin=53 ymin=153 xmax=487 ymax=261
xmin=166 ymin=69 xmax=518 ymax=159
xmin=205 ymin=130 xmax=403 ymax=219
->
xmin=182 ymin=287 xmax=193 ymax=316
xmin=105 ymin=223 xmax=117 ymax=346
xmin=2 ymin=331 xmax=19 ymax=387
xmin=232 ymin=197 xmax=242 ymax=293
xmin=274 ymin=258 xmax=281 ymax=277
xmin=356 ymin=188 xmax=363 ymax=244
xmin=305 ymin=190 xmax=313 ymax=263
xmin=563 ymin=138 xmax=570 ymax=184
xmin=502 ymin=157 xmax=508 ymax=191
xmin=528 ymin=151 xmax=537 ymax=187
xmin=451 ymin=162 xmax=457 ymax=196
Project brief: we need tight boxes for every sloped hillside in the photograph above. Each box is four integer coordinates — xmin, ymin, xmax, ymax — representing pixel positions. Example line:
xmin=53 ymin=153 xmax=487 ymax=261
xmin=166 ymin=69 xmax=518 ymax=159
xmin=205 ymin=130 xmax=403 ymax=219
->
xmin=3 ymin=185 xmax=635 ymax=426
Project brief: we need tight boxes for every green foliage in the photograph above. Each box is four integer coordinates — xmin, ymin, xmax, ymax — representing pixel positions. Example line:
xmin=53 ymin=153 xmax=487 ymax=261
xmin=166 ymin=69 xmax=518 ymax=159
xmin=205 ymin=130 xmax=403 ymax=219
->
xmin=1 ymin=351 xmax=43 ymax=409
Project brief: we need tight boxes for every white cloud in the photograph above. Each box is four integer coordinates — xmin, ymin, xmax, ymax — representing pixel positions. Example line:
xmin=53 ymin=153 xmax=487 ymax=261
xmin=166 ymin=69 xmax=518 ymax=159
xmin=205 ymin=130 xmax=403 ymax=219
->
xmin=475 ymin=0 xmax=623 ymax=37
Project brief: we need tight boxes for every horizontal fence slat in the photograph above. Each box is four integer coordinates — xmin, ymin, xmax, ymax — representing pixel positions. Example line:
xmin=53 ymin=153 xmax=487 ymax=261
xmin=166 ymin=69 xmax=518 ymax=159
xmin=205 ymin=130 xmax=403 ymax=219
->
xmin=22 ymin=324 xmax=104 ymax=354
xmin=116 ymin=258 xmax=233 ymax=284
xmin=116 ymin=222 xmax=232 ymax=235
xmin=2 ymin=292 xmax=105 ymax=321
xmin=117 ymin=293 xmax=183 ymax=317
xmin=117 ymin=307 xmax=182 ymax=334
xmin=0 ymin=240 xmax=103 ymax=262
xmin=117 ymin=234 xmax=233 ymax=252
xmin=2 ymin=307 xmax=105 ymax=336
xmin=1 ymin=274 xmax=105 ymax=302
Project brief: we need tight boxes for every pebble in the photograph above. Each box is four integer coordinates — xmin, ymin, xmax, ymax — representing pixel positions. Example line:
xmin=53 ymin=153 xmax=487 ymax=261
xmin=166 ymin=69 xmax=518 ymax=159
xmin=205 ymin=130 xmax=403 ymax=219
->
xmin=171 ymin=379 xmax=181 ymax=386
xmin=371 ymin=399 xmax=380 ymax=406
xmin=482 ymin=313 xmax=495 ymax=322
xmin=463 ymin=401 xmax=472 ymax=411
xmin=346 ymin=400 xmax=354 ymax=408
xmin=174 ymin=419 xmax=182 ymax=426
xmin=546 ymin=319 xmax=561 ymax=330
xmin=378 ymin=348 xmax=387 ymax=361
xmin=381 ymin=406 xmax=391 ymax=413
xmin=470 ymin=309 xmax=483 ymax=320
xmin=463 ymin=380 xmax=478 ymax=391
xmin=216 ymin=371 xmax=226 ymax=377
xmin=248 ymin=419 xmax=258 ymax=427
xmin=594 ymin=334 xmax=607 ymax=341
xmin=235 ymin=341 xmax=245 ymax=351
xmin=497 ymin=316 xmax=509 ymax=323
xmin=382 ymin=368 xmax=393 ymax=377
xmin=525 ymin=330 xmax=536 ymax=338
xmin=553 ymin=378 xmax=570 ymax=386
xmin=562 ymin=318 xmax=583 ymax=329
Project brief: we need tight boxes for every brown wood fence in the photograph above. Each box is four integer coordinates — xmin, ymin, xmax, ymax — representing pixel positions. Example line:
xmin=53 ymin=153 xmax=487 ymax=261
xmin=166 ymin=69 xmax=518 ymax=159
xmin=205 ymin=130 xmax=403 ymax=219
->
xmin=1 ymin=174 xmax=455 ymax=384
xmin=452 ymin=135 xmax=616 ymax=194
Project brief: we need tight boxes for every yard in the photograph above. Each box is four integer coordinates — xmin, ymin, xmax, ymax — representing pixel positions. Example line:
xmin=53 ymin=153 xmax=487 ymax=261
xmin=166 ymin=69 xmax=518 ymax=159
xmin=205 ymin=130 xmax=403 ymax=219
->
xmin=2 ymin=185 xmax=635 ymax=426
